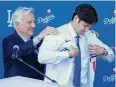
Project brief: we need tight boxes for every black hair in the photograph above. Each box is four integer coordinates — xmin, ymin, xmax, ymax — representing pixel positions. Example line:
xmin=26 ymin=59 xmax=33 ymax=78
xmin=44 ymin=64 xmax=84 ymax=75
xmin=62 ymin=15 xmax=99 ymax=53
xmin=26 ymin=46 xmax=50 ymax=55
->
xmin=72 ymin=4 xmax=98 ymax=24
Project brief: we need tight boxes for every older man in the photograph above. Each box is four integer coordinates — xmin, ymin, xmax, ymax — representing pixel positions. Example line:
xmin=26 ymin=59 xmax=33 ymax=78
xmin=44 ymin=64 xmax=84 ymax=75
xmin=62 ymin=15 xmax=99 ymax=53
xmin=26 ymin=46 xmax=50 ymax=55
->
xmin=2 ymin=7 xmax=58 ymax=80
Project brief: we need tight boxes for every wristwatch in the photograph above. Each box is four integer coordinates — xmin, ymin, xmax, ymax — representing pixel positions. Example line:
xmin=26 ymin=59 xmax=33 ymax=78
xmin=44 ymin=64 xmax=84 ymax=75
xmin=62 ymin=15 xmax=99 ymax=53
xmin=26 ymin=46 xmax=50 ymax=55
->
xmin=102 ymin=48 xmax=108 ymax=56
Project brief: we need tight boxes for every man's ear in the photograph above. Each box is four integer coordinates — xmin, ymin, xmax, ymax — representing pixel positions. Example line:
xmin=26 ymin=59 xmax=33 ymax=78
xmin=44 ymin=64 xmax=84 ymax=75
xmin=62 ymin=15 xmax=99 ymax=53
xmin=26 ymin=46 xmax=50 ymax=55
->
xmin=16 ymin=22 xmax=23 ymax=29
xmin=74 ymin=15 xmax=79 ymax=23
xmin=15 ymin=22 xmax=20 ymax=29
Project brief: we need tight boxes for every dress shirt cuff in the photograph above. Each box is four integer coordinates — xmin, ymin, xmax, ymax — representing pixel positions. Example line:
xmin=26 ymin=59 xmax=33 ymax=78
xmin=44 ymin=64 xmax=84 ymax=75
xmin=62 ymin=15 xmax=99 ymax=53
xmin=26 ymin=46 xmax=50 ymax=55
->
xmin=33 ymin=36 xmax=41 ymax=47
xmin=57 ymin=51 xmax=69 ymax=60
xmin=101 ymin=48 xmax=114 ymax=62
xmin=101 ymin=54 xmax=114 ymax=62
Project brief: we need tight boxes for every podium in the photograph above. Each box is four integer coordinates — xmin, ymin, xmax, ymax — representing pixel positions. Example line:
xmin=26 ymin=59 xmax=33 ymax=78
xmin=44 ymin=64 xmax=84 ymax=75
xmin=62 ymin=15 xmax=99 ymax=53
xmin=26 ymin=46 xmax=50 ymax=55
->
xmin=0 ymin=76 xmax=74 ymax=87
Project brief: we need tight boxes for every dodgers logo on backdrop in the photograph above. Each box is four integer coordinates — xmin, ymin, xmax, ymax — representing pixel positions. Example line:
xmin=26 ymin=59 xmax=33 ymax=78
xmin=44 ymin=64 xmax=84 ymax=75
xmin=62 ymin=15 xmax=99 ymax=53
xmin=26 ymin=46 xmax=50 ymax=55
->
xmin=103 ymin=10 xmax=116 ymax=25
xmin=7 ymin=10 xmax=13 ymax=27
xmin=103 ymin=74 xmax=116 ymax=83
xmin=103 ymin=68 xmax=116 ymax=83
xmin=37 ymin=9 xmax=55 ymax=24
xmin=103 ymin=17 xmax=116 ymax=25
xmin=37 ymin=14 xmax=55 ymax=24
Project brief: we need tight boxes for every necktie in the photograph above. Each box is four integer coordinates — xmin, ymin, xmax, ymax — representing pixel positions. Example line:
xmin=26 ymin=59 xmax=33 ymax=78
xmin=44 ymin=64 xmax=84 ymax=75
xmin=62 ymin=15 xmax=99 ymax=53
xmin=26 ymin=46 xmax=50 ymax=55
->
xmin=73 ymin=36 xmax=81 ymax=87
xmin=81 ymin=36 xmax=90 ymax=87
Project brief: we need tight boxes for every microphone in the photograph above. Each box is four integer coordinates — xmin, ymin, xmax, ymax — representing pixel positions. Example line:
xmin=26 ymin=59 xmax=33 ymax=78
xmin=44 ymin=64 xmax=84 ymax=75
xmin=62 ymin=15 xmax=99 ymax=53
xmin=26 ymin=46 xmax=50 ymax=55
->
xmin=12 ymin=45 xmax=19 ymax=59
xmin=12 ymin=45 xmax=58 ymax=83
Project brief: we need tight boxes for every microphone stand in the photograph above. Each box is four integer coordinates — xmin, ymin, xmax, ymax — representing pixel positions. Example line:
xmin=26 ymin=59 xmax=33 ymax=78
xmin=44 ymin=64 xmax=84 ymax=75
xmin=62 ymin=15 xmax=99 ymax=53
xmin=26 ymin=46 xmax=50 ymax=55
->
xmin=15 ymin=57 xmax=58 ymax=83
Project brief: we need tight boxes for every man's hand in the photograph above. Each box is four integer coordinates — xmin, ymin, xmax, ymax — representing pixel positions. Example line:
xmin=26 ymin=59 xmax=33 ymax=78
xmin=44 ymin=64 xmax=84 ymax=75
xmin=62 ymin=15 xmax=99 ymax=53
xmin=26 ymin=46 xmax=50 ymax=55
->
xmin=37 ymin=26 xmax=59 ymax=40
xmin=68 ymin=47 xmax=78 ymax=58
xmin=89 ymin=44 xmax=104 ymax=55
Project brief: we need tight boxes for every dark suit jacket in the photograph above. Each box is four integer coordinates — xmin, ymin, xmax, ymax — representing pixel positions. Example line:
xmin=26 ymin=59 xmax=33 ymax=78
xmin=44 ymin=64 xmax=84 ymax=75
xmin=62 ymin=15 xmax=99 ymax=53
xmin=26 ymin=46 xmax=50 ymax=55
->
xmin=2 ymin=31 xmax=44 ymax=80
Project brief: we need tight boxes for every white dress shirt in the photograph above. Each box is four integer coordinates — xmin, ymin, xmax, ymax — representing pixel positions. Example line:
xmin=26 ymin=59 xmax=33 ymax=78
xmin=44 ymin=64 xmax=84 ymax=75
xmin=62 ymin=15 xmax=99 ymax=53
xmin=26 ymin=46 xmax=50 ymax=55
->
xmin=17 ymin=32 xmax=41 ymax=47
xmin=38 ymin=22 xmax=114 ymax=87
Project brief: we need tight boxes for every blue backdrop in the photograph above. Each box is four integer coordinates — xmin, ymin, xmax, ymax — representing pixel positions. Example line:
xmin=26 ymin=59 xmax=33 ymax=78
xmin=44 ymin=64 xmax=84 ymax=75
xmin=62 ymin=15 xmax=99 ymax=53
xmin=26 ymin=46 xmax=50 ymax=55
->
xmin=0 ymin=1 xmax=115 ymax=87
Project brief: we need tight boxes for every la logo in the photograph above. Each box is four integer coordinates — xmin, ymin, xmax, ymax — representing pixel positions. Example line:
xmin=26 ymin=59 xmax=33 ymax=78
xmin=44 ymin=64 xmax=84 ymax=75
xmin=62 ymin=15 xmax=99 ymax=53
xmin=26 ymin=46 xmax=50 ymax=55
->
xmin=7 ymin=10 xmax=13 ymax=27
